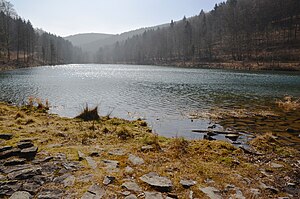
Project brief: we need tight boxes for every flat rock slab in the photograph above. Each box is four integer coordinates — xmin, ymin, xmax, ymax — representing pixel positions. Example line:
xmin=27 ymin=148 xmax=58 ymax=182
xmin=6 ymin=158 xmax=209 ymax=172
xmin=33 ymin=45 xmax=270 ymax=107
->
xmin=19 ymin=146 xmax=38 ymax=160
xmin=122 ymin=181 xmax=142 ymax=192
xmin=0 ymin=148 xmax=21 ymax=160
xmin=141 ymin=145 xmax=155 ymax=152
xmin=37 ymin=189 xmax=63 ymax=199
xmin=125 ymin=194 xmax=138 ymax=199
xmin=200 ymin=187 xmax=223 ymax=199
xmin=144 ymin=192 xmax=164 ymax=199
xmin=9 ymin=191 xmax=32 ymax=199
xmin=17 ymin=142 xmax=34 ymax=149
xmin=140 ymin=172 xmax=173 ymax=192
xmin=103 ymin=176 xmax=115 ymax=185
xmin=108 ymin=149 xmax=126 ymax=156
xmin=4 ymin=157 xmax=26 ymax=166
xmin=102 ymin=160 xmax=119 ymax=169
xmin=128 ymin=154 xmax=144 ymax=165
xmin=0 ymin=133 xmax=13 ymax=140
xmin=78 ymin=151 xmax=85 ymax=161
xmin=270 ymin=162 xmax=284 ymax=168
xmin=7 ymin=167 xmax=41 ymax=180
xmin=124 ymin=166 xmax=134 ymax=174
xmin=81 ymin=184 xmax=105 ymax=199
xmin=85 ymin=157 xmax=97 ymax=169
xmin=0 ymin=146 xmax=13 ymax=153
xmin=77 ymin=174 xmax=93 ymax=183
xmin=63 ymin=175 xmax=76 ymax=187
xmin=180 ymin=179 xmax=197 ymax=188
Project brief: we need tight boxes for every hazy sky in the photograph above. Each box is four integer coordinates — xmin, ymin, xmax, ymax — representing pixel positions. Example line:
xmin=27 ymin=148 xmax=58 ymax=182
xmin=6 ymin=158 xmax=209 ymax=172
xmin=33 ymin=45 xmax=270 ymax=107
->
xmin=10 ymin=0 xmax=218 ymax=37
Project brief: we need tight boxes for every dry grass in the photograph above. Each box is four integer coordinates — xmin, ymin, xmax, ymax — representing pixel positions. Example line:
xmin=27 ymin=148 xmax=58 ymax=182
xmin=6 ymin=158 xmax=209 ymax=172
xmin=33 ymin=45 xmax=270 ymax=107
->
xmin=276 ymin=96 xmax=300 ymax=111
xmin=0 ymin=102 xmax=299 ymax=198
xmin=76 ymin=104 xmax=100 ymax=121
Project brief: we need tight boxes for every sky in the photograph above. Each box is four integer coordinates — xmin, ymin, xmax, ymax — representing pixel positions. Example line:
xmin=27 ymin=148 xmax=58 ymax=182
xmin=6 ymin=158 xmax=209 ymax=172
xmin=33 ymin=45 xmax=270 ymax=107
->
xmin=10 ymin=0 xmax=218 ymax=37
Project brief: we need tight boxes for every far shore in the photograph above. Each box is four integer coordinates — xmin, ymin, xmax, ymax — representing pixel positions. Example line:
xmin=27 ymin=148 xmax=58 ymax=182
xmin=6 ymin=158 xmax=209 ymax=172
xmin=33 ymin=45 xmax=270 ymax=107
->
xmin=1 ymin=60 xmax=300 ymax=72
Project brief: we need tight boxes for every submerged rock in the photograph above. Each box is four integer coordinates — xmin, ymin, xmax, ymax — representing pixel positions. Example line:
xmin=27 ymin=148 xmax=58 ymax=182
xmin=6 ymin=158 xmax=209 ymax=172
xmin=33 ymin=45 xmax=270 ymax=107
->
xmin=140 ymin=172 xmax=173 ymax=191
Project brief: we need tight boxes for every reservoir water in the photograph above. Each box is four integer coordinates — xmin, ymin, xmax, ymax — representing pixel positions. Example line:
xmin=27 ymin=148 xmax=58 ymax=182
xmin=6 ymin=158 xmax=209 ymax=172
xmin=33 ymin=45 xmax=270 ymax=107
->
xmin=1 ymin=64 xmax=300 ymax=140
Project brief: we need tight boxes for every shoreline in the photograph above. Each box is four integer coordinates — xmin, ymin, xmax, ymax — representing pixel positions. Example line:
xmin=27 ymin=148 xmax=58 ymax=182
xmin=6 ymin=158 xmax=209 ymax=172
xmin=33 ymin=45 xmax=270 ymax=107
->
xmin=0 ymin=102 xmax=299 ymax=198
xmin=1 ymin=60 xmax=300 ymax=72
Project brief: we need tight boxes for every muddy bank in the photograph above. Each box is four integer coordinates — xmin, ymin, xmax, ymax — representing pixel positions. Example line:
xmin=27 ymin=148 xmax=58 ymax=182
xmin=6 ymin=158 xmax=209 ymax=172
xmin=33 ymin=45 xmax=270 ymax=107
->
xmin=0 ymin=102 xmax=299 ymax=198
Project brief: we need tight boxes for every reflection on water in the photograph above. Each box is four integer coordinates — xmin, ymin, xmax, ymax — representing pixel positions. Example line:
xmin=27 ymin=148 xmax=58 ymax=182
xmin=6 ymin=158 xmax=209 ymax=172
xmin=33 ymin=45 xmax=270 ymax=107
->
xmin=1 ymin=64 xmax=300 ymax=141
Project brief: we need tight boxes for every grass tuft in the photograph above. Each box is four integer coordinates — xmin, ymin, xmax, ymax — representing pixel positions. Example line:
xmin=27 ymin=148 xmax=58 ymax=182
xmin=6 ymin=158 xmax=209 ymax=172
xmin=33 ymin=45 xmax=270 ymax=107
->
xmin=276 ymin=95 xmax=300 ymax=111
xmin=76 ymin=104 xmax=100 ymax=121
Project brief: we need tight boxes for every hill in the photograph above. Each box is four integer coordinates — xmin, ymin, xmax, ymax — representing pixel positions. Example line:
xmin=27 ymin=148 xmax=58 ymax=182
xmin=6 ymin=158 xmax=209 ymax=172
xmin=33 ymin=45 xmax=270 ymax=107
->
xmin=64 ymin=33 xmax=114 ymax=47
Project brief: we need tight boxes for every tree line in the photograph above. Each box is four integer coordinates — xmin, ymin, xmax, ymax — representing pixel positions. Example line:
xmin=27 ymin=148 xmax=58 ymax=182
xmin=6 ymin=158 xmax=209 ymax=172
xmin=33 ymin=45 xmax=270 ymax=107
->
xmin=96 ymin=0 xmax=300 ymax=68
xmin=0 ymin=0 xmax=84 ymax=67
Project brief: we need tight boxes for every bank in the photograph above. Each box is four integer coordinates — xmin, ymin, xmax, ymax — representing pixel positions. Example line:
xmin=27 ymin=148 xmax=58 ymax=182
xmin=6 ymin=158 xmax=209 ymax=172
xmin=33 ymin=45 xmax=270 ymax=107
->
xmin=1 ymin=102 xmax=299 ymax=198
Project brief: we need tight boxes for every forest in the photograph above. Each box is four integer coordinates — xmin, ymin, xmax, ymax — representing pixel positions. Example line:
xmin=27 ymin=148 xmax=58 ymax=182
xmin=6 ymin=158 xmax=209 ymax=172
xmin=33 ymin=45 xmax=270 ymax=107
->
xmin=0 ymin=0 xmax=84 ymax=68
xmin=96 ymin=0 xmax=300 ymax=69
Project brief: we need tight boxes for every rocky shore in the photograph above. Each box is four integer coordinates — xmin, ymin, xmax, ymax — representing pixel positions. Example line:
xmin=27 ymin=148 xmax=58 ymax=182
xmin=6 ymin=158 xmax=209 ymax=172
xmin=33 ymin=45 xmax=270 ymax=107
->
xmin=0 ymin=102 xmax=299 ymax=198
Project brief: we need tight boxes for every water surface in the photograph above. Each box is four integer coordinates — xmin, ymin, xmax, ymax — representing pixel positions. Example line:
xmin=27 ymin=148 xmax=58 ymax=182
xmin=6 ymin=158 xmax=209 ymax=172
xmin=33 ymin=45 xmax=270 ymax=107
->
xmin=1 ymin=64 xmax=300 ymax=140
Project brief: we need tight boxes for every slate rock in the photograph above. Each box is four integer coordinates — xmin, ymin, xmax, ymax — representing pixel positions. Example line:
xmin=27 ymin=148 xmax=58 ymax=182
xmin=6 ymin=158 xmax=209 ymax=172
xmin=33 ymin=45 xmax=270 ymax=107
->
xmin=9 ymin=191 xmax=32 ymax=199
xmin=7 ymin=167 xmax=41 ymax=180
xmin=128 ymin=154 xmax=144 ymax=165
xmin=199 ymin=187 xmax=223 ymax=199
xmin=0 ymin=133 xmax=13 ymax=140
xmin=22 ymin=182 xmax=41 ymax=194
xmin=140 ymin=172 xmax=173 ymax=191
xmin=81 ymin=184 xmax=105 ymax=199
xmin=53 ymin=173 xmax=72 ymax=183
xmin=77 ymin=174 xmax=93 ymax=183
xmin=270 ymin=163 xmax=284 ymax=168
xmin=4 ymin=157 xmax=26 ymax=166
xmin=122 ymin=181 xmax=142 ymax=192
xmin=86 ymin=157 xmax=97 ymax=169
xmin=0 ymin=181 xmax=22 ymax=196
xmin=125 ymin=166 xmax=134 ymax=174
xmin=108 ymin=149 xmax=126 ymax=156
xmin=125 ymin=194 xmax=138 ymax=199
xmin=103 ymin=176 xmax=115 ymax=185
xmin=250 ymin=189 xmax=261 ymax=198
xmin=180 ymin=179 xmax=197 ymax=188
xmin=0 ymin=146 xmax=13 ymax=152
xmin=78 ymin=151 xmax=85 ymax=161
xmin=17 ymin=142 xmax=34 ymax=149
xmin=0 ymin=148 xmax=21 ymax=160
xmin=63 ymin=175 xmax=76 ymax=187
xmin=259 ymin=182 xmax=279 ymax=193
xmin=19 ymin=146 xmax=38 ymax=160
xmin=102 ymin=159 xmax=119 ymax=169
xmin=0 ymin=174 xmax=6 ymax=181
xmin=141 ymin=145 xmax=155 ymax=152
xmin=37 ymin=189 xmax=63 ymax=199
xmin=144 ymin=192 xmax=164 ymax=199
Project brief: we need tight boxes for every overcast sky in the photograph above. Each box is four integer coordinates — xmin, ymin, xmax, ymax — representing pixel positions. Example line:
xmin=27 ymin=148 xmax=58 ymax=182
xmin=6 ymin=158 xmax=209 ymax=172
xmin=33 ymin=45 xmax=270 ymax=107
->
xmin=10 ymin=0 xmax=218 ymax=37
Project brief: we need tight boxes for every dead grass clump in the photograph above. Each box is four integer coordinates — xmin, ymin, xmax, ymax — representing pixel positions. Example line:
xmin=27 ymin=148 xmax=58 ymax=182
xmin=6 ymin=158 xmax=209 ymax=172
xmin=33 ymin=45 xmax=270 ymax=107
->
xmin=76 ymin=104 xmax=100 ymax=121
xmin=276 ymin=96 xmax=300 ymax=111
xmin=116 ymin=126 xmax=134 ymax=140
xmin=27 ymin=97 xmax=49 ymax=111
xmin=15 ymin=112 xmax=25 ymax=119
xmin=169 ymin=137 xmax=189 ymax=158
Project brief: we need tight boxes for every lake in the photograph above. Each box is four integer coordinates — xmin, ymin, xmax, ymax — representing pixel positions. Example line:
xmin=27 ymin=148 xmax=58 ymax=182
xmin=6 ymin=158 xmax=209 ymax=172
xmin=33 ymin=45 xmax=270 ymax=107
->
xmin=1 ymin=64 xmax=300 ymax=141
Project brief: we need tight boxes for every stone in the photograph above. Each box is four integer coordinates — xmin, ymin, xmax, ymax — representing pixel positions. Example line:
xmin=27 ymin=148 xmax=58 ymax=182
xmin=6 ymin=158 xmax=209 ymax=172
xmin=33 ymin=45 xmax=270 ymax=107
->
xmin=199 ymin=187 xmax=222 ymax=199
xmin=37 ymin=189 xmax=63 ymax=199
xmin=125 ymin=166 xmax=134 ymax=174
xmin=0 ymin=174 xmax=6 ymax=181
xmin=90 ymin=151 xmax=101 ymax=157
xmin=32 ymin=156 xmax=53 ymax=164
xmin=0 ymin=146 xmax=13 ymax=152
xmin=17 ymin=142 xmax=34 ymax=149
xmin=0 ymin=133 xmax=13 ymax=140
xmin=86 ymin=157 xmax=97 ymax=169
xmin=103 ymin=176 xmax=115 ymax=185
xmin=270 ymin=163 xmax=284 ymax=168
xmin=81 ymin=184 xmax=105 ymax=199
xmin=125 ymin=194 xmax=138 ymax=199
xmin=141 ymin=145 xmax=155 ymax=152
xmin=7 ymin=167 xmax=41 ymax=180
xmin=122 ymin=181 xmax=142 ymax=192
xmin=122 ymin=191 xmax=131 ymax=196
xmin=108 ymin=149 xmax=126 ymax=156
xmin=63 ymin=175 xmax=76 ymax=187
xmin=250 ymin=189 xmax=261 ymax=198
xmin=128 ymin=154 xmax=144 ymax=165
xmin=0 ymin=181 xmax=22 ymax=196
xmin=259 ymin=182 xmax=279 ymax=193
xmin=77 ymin=174 xmax=93 ymax=182
xmin=225 ymin=134 xmax=239 ymax=141
xmin=4 ymin=157 xmax=26 ymax=166
xmin=9 ymin=191 xmax=32 ymax=199
xmin=140 ymin=172 xmax=173 ymax=191
xmin=180 ymin=179 xmax=197 ymax=188
xmin=0 ymin=164 xmax=32 ymax=174
xmin=53 ymin=173 xmax=72 ymax=183
xmin=0 ymin=148 xmax=21 ymax=160
xmin=232 ymin=189 xmax=245 ymax=199
xmin=204 ymin=178 xmax=215 ymax=184
xmin=22 ymin=182 xmax=41 ymax=193
xmin=144 ymin=192 xmax=164 ymax=199
xmin=19 ymin=146 xmax=38 ymax=160
xmin=102 ymin=159 xmax=119 ymax=169
xmin=78 ymin=151 xmax=85 ymax=161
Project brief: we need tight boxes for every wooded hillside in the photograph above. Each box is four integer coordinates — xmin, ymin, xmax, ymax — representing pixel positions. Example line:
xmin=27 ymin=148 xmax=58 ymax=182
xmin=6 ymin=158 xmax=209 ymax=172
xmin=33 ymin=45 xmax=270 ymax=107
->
xmin=97 ymin=0 xmax=300 ymax=70
xmin=0 ymin=0 xmax=84 ymax=68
